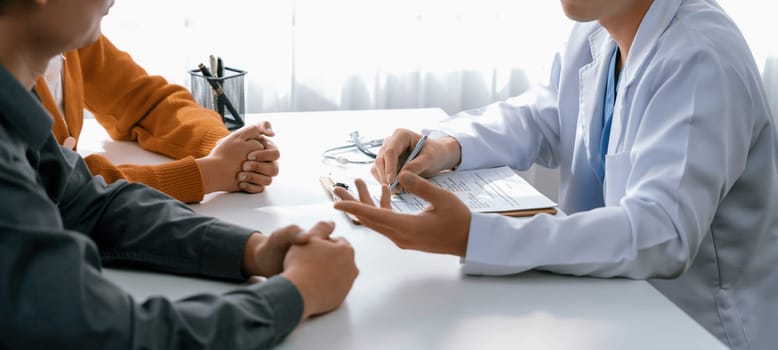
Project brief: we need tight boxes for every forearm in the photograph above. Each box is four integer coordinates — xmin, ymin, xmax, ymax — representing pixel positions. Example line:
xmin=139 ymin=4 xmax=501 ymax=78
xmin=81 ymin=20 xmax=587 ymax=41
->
xmin=84 ymin=154 xmax=206 ymax=204
xmin=440 ymin=91 xmax=561 ymax=171
xmin=80 ymin=35 xmax=229 ymax=160
xmin=49 ymin=146 xmax=249 ymax=280
xmin=92 ymin=181 xmax=254 ymax=280
xmin=242 ymin=233 xmax=264 ymax=276
xmin=463 ymin=207 xmax=688 ymax=279
xmin=0 ymin=227 xmax=302 ymax=349
xmin=54 ymin=158 xmax=242 ymax=280
xmin=132 ymin=276 xmax=303 ymax=349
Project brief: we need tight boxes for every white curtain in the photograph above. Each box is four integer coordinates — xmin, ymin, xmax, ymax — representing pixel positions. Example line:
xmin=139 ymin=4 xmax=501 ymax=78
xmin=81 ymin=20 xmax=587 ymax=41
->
xmin=101 ymin=0 xmax=777 ymax=113
xmin=101 ymin=0 xmax=571 ymax=115
xmin=101 ymin=0 xmax=777 ymax=200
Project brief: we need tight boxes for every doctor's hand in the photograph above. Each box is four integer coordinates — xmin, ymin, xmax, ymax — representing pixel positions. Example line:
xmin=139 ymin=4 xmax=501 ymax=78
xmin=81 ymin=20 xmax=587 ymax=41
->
xmin=373 ymin=128 xmax=462 ymax=189
xmin=196 ymin=121 xmax=279 ymax=194
xmin=333 ymin=172 xmax=471 ymax=256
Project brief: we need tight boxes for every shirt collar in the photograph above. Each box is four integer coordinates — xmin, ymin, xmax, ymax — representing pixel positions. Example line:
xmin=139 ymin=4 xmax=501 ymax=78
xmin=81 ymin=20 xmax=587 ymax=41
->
xmin=0 ymin=64 xmax=54 ymax=151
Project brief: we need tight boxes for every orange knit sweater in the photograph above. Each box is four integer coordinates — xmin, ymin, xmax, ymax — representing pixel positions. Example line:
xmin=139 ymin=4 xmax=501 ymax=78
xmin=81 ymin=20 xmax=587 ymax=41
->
xmin=34 ymin=35 xmax=230 ymax=203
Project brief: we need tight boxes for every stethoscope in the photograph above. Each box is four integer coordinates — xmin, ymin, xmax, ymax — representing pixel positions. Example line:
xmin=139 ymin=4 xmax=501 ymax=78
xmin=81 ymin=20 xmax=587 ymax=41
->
xmin=322 ymin=131 xmax=383 ymax=164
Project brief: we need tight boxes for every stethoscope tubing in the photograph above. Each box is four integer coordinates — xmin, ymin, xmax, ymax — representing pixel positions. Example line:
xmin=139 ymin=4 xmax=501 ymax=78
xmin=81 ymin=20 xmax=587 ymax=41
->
xmin=321 ymin=137 xmax=383 ymax=164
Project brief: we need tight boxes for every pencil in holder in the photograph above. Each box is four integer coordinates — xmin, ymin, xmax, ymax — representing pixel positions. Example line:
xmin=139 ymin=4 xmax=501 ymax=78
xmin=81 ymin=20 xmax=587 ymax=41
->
xmin=189 ymin=67 xmax=247 ymax=131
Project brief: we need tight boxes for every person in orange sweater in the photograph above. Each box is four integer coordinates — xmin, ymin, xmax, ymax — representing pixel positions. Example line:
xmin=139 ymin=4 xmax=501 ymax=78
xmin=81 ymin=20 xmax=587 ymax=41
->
xmin=34 ymin=34 xmax=279 ymax=203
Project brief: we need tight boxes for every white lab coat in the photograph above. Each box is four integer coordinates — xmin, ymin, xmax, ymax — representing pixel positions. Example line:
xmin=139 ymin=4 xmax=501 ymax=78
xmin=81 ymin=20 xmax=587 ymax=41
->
xmin=441 ymin=0 xmax=778 ymax=348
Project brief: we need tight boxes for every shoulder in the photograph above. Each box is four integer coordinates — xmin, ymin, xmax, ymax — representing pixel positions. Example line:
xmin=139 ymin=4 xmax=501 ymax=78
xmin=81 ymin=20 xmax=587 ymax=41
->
xmin=655 ymin=2 xmax=755 ymax=75
xmin=75 ymin=34 xmax=130 ymax=66
xmin=631 ymin=2 xmax=765 ymax=106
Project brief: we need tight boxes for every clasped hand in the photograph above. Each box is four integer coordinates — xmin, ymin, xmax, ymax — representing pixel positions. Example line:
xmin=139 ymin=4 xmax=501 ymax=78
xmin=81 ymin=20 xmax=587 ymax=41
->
xmin=242 ymin=221 xmax=359 ymax=320
xmin=197 ymin=121 xmax=281 ymax=194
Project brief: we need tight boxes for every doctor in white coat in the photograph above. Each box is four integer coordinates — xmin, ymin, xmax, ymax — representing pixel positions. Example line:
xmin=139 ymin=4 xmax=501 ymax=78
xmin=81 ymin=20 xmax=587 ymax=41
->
xmin=334 ymin=0 xmax=778 ymax=348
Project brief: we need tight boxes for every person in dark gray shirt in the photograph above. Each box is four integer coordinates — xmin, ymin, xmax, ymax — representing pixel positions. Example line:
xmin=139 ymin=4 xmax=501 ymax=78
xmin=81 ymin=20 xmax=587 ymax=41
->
xmin=0 ymin=0 xmax=358 ymax=349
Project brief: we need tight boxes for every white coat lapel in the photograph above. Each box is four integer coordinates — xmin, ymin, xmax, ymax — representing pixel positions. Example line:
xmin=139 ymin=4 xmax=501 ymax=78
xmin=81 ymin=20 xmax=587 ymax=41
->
xmin=578 ymin=27 xmax=616 ymax=176
xmin=609 ymin=0 xmax=683 ymax=152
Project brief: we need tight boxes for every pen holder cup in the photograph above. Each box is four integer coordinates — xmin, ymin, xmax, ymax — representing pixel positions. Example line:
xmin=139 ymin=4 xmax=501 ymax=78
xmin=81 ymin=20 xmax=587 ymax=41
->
xmin=189 ymin=67 xmax=247 ymax=131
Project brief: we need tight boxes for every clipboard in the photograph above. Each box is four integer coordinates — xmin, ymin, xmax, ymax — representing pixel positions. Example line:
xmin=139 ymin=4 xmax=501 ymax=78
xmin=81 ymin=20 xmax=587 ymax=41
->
xmin=320 ymin=173 xmax=557 ymax=224
xmin=483 ymin=207 xmax=557 ymax=217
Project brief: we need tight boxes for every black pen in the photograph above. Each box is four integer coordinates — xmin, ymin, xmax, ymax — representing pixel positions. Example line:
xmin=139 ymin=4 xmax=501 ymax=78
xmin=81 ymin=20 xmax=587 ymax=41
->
xmin=215 ymin=57 xmax=225 ymax=116
xmin=197 ymin=63 xmax=242 ymax=124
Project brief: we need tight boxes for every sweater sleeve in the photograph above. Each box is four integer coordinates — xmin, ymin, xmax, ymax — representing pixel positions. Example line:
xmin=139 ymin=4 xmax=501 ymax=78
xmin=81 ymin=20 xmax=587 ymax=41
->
xmin=79 ymin=34 xmax=229 ymax=160
xmin=84 ymin=154 xmax=206 ymax=203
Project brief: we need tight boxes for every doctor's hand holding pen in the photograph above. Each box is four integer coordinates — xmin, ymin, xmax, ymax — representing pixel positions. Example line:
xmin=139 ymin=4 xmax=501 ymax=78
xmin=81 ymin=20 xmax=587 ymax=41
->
xmin=196 ymin=121 xmax=281 ymax=194
xmin=370 ymin=128 xmax=463 ymax=191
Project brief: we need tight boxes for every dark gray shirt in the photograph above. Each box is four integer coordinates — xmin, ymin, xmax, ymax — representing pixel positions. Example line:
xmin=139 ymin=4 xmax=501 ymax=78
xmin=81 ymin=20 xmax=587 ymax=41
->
xmin=0 ymin=65 xmax=303 ymax=349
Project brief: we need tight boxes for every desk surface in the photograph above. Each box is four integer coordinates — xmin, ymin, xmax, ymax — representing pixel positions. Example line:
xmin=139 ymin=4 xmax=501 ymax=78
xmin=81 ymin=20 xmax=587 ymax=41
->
xmin=79 ymin=108 xmax=725 ymax=350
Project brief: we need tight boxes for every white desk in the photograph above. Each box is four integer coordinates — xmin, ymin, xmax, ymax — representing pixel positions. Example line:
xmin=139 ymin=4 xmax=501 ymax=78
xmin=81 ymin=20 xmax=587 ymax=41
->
xmin=78 ymin=108 xmax=725 ymax=350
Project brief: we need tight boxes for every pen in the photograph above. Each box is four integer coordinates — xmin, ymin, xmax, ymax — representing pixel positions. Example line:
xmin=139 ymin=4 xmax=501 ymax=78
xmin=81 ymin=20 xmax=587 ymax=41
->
xmin=215 ymin=57 xmax=225 ymax=116
xmin=389 ymin=134 xmax=428 ymax=191
xmin=209 ymin=54 xmax=218 ymax=77
xmin=197 ymin=63 xmax=243 ymax=124
xmin=208 ymin=55 xmax=218 ymax=113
